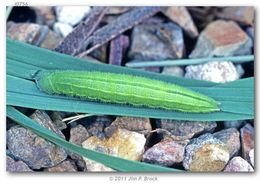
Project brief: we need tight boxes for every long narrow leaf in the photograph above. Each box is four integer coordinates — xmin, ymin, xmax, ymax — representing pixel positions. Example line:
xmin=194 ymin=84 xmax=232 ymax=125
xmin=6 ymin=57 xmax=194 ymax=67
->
xmin=125 ymin=55 xmax=254 ymax=67
xmin=6 ymin=39 xmax=254 ymax=121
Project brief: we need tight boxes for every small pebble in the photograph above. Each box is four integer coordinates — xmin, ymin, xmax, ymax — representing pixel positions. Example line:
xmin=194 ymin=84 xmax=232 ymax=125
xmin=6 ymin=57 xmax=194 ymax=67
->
xmin=69 ymin=124 xmax=89 ymax=145
xmin=157 ymin=120 xmax=217 ymax=141
xmin=68 ymin=124 xmax=89 ymax=171
xmin=142 ymin=140 xmax=188 ymax=167
xmin=50 ymin=111 xmax=67 ymax=130
xmin=162 ymin=66 xmax=184 ymax=77
xmin=53 ymin=22 xmax=73 ymax=37
xmin=185 ymin=61 xmax=240 ymax=83
xmin=82 ymin=128 xmax=146 ymax=171
xmin=45 ymin=160 xmax=77 ymax=172
xmin=30 ymin=110 xmax=65 ymax=138
xmin=183 ymin=133 xmax=229 ymax=172
xmin=7 ymin=22 xmax=62 ymax=49
xmin=6 ymin=155 xmax=33 ymax=172
xmin=55 ymin=6 xmax=91 ymax=26
xmin=224 ymin=156 xmax=254 ymax=172
xmin=189 ymin=20 xmax=252 ymax=58
xmin=129 ymin=23 xmax=184 ymax=61
xmin=85 ymin=116 xmax=114 ymax=139
xmin=7 ymin=126 xmax=67 ymax=169
xmin=105 ymin=116 xmax=152 ymax=136
xmin=240 ymin=123 xmax=254 ymax=162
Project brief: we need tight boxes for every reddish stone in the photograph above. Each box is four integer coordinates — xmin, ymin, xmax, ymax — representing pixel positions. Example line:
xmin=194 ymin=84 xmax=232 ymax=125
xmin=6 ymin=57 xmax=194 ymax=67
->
xmin=217 ymin=6 xmax=254 ymax=26
xmin=240 ymin=123 xmax=254 ymax=162
xmin=190 ymin=20 xmax=252 ymax=58
xmin=224 ymin=156 xmax=253 ymax=172
xmin=142 ymin=140 xmax=188 ymax=167
xmin=163 ymin=6 xmax=198 ymax=38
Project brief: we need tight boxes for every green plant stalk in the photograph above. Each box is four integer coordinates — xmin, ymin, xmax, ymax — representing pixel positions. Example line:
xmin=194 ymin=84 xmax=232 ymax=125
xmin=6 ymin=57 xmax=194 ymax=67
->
xmin=35 ymin=70 xmax=220 ymax=113
xmin=125 ymin=55 xmax=254 ymax=68
xmin=7 ymin=106 xmax=182 ymax=172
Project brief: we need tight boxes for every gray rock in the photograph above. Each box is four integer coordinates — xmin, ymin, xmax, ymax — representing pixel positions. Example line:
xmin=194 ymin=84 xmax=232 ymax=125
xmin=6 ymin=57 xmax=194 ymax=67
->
xmin=240 ymin=123 xmax=254 ymax=162
xmin=6 ymin=155 xmax=33 ymax=172
xmin=50 ymin=111 xmax=67 ymax=130
xmin=183 ymin=133 xmax=229 ymax=172
xmin=70 ymin=124 xmax=89 ymax=145
xmin=7 ymin=126 xmax=67 ymax=169
xmin=157 ymin=120 xmax=217 ymax=141
xmin=185 ymin=61 xmax=240 ymax=83
xmin=142 ymin=140 xmax=188 ymax=167
xmin=45 ymin=160 xmax=77 ymax=172
xmin=213 ymin=128 xmax=240 ymax=157
xmin=30 ymin=110 xmax=65 ymax=138
xmin=189 ymin=20 xmax=252 ymax=58
xmin=85 ymin=116 xmax=114 ymax=139
xmin=162 ymin=66 xmax=184 ymax=77
xmin=68 ymin=124 xmax=89 ymax=171
xmin=223 ymin=120 xmax=244 ymax=129
xmin=224 ymin=156 xmax=254 ymax=172
xmin=55 ymin=6 xmax=91 ymax=26
xmin=53 ymin=22 xmax=73 ymax=37
xmin=129 ymin=23 xmax=184 ymax=61
xmin=105 ymin=116 xmax=152 ymax=136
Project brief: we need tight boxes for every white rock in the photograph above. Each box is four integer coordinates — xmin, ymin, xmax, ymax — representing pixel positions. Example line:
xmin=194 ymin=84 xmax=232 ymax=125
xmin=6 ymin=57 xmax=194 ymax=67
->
xmin=53 ymin=22 xmax=73 ymax=37
xmin=162 ymin=66 xmax=184 ymax=77
xmin=249 ymin=149 xmax=254 ymax=167
xmin=55 ymin=6 xmax=91 ymax=26
xmin=185 ymin=61 xmax=240 ymax=83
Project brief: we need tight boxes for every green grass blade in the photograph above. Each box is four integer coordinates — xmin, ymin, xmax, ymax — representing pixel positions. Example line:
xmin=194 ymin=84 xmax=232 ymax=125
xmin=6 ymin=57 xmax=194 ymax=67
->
xmin=6 ymin=39 xmax=254 ymax=121
xmin=7 ymin=106 xmax=181 ymax=172
xmin=125 ymin=55 xmax=254 ymax=68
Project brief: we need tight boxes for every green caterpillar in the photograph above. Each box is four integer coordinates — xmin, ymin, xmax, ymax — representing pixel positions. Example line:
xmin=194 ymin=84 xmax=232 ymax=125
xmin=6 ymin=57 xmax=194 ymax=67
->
xmin=34 ymin=70 xmax=220 ymax=113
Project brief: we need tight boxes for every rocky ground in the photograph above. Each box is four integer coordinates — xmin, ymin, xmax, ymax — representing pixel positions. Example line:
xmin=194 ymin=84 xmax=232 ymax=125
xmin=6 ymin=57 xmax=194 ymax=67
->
xmin=6 ymin=6 xmax=254 ymax=172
